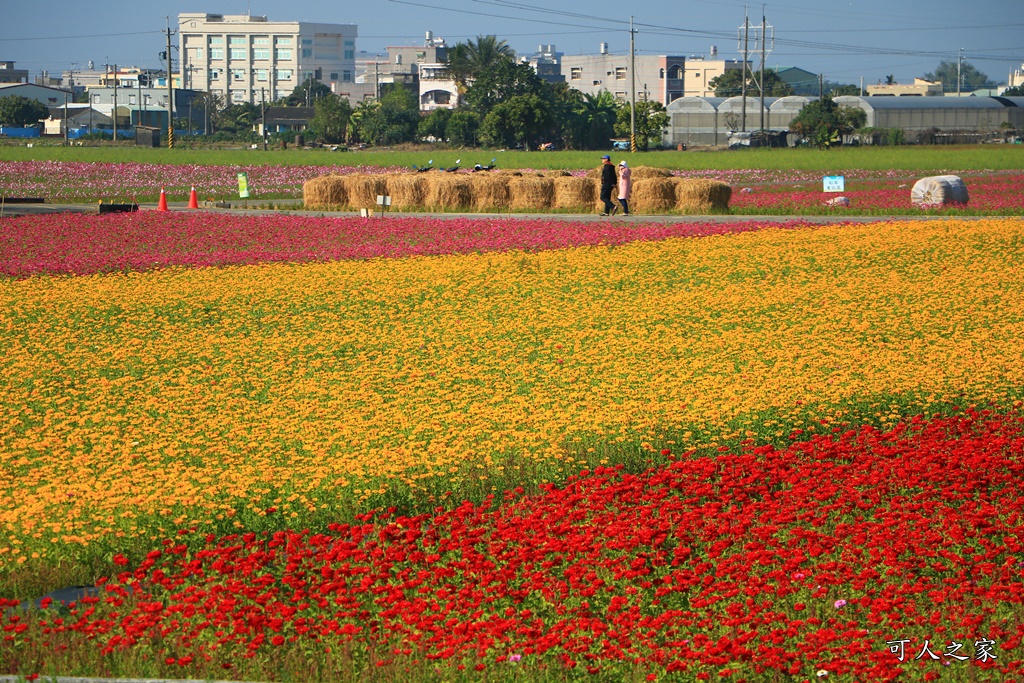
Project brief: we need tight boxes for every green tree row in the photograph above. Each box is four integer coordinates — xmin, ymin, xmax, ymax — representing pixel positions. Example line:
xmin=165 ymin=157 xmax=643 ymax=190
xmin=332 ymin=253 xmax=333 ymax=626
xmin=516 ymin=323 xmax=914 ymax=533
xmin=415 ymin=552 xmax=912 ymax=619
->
xmin=300 ymin=35 xmax=669 ymax=151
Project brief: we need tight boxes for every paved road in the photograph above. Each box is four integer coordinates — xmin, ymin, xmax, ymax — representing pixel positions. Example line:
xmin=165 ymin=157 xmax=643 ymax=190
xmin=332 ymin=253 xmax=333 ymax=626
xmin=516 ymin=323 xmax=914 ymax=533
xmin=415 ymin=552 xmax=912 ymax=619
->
xmin=0 ymin=200 xmax=1000 ymax=223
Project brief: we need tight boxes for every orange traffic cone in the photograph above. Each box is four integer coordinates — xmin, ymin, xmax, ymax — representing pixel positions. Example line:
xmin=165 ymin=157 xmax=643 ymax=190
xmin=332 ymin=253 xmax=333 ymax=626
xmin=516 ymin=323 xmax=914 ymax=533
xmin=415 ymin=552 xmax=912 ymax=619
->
xmin=187 ymin=186 xmax=199 ymax=209
xmin=157 ymin=188 xmax=168 ymax=212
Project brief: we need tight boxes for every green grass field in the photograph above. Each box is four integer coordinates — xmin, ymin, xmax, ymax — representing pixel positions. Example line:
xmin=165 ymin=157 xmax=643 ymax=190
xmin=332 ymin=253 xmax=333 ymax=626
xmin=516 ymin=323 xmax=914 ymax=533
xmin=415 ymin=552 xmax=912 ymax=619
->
xmin=2 ymin=140 xmax=1022 ymax=172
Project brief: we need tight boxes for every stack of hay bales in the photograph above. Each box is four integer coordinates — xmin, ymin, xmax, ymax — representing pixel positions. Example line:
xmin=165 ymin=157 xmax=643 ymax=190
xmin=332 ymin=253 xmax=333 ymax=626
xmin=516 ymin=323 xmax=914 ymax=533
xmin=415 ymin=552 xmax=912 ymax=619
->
xmin=386 ymin=174 xmax=428 ymax=211
xmin=675 ymin=179 xmax=732 ymax=214
xmin=508 ymin=176 xmax=555 ymax=211
xmin=553 ymin=176 xmax=596 ymax=212
xmin=302 ymin=174 xmax=347 ymax=210
xmin=425 ymin=174 xmax=473 ymax=211
xmin=300 ymin=169 xmax=732 ymax=215
xmin=470 ymin=174 xmax=511 ymax=212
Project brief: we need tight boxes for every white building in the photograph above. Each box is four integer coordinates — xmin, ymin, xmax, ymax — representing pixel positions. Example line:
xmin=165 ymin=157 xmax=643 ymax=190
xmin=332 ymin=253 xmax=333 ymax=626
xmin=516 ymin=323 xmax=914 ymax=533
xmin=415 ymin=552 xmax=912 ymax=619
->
xmin=178 ymin=13 xmax=357 ymax=105
xmin=418 ymin=63 xmax=457 ymax=111
xmin=1010 ymin=63 xmax=1024 ymax=89
xmin=560 ymin=48 xmax=686 ymax=105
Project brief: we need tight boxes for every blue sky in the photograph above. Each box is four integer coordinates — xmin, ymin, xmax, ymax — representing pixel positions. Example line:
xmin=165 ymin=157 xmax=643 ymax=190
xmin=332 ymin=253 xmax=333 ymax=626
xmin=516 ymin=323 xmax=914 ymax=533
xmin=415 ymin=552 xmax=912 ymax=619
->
xmin=2 ymin=0 xmax=1021 ymax=87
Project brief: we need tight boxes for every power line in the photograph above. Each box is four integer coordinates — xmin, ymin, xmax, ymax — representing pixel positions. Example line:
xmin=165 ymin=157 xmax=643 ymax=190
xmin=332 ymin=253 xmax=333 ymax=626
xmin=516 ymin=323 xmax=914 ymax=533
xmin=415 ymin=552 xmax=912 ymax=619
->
xmin=0 ymin=30 xmax=164 ymax=42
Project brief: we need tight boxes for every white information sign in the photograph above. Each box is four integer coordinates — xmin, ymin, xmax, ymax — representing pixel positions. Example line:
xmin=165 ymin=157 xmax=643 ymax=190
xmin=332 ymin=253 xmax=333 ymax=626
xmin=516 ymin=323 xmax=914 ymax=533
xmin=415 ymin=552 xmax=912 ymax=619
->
xmin=823 ymin=175 xmax=845 ymax=192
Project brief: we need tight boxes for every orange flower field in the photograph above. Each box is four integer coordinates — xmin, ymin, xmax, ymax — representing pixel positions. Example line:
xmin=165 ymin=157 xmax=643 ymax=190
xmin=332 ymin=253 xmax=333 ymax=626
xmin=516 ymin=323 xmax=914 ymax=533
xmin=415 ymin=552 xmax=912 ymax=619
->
xmin=2 ymin=217 xmax=1023 ymax=577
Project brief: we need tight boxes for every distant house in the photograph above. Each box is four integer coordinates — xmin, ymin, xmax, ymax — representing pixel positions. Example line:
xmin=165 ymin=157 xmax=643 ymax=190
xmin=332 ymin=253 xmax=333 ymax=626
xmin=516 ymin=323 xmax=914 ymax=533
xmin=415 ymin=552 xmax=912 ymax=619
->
xmin=256 ymin=106 xmax=315 ymax=135
xmin=0 ymin=61 xmax=29 ymax=84
xmin=772 ymin=66 xmax=819 ymax=95
xmin=43 ymin=104 xmax=113 ymax=136
xmin=866 ymin=78 xmax=943 ymax=97
xmin=0 ymin=82 xmax=73 ymax=108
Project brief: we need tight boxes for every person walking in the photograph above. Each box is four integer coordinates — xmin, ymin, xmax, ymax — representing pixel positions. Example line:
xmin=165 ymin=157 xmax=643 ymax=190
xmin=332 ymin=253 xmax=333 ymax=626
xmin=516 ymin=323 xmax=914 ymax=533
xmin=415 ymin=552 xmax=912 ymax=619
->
xmin=599 ymin=155 xmax=617 ymax=215
xmin=617 ymin=160 xmax=632 ymax=215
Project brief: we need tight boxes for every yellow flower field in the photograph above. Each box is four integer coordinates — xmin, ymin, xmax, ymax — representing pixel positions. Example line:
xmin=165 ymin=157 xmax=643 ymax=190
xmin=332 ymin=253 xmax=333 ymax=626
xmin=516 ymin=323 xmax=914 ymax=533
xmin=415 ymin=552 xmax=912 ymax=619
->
xmin=2 ymin=218 xmax=1023 ymax=574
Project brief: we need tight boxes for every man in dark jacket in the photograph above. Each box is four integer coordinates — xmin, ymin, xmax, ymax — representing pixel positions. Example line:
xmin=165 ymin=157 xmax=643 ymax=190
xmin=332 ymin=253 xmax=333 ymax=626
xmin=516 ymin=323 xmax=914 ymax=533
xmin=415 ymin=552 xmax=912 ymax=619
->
xmin=599 ymin=155 xmax=617 ymax=215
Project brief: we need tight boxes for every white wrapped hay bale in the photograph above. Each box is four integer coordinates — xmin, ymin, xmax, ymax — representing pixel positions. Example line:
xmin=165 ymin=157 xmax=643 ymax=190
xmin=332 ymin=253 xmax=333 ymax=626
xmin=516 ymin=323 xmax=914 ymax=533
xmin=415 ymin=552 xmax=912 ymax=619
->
xmin=911 ymin=175 xmax=969 ymax=206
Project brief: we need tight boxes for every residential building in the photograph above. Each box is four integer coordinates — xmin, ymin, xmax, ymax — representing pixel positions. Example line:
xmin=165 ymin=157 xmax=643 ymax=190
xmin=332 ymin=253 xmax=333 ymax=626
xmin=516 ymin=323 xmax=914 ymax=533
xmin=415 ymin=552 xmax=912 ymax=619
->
xmin=418 ymin=63 xmax=457 ymax=111
xmin=1010 ymin=63 xmax=1024 ymax=89
xmin=256 ymin=106 xmax=314 ymax=135
xmin=43 ymin=104 xmax=113 ymax=136
xmin=0 ymin=61 xmax=29 ymax=84
xmin=0 ymin=82 xmax=73 ymax=108
xmin=561 ymin=48 xmax=686 ymax=105
xmin=772 ymin=66 xmax=819 ymax=95
xmin=86 ymin=87 xmax=203 ymax=128
xmin=525 ymin=45 xmax=564 ymax=84
xmin=866 ymin=78 xmax=942 ymax=96
xmin=178 ymin=13 xmax=357 ymax=105
xmin=682 ymin=55 xmax=747 ymax=97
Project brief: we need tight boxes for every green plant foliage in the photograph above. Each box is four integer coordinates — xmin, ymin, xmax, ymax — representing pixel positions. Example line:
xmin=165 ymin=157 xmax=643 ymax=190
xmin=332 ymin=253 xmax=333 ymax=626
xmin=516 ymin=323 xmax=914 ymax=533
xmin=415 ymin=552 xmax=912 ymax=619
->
xmin=709 ymin=69 xmax=794 ymax=97
xmin=613 ymin=100 xmax=669 ymax=151
xmin=0 ymin=95 xmax=48 ymax=127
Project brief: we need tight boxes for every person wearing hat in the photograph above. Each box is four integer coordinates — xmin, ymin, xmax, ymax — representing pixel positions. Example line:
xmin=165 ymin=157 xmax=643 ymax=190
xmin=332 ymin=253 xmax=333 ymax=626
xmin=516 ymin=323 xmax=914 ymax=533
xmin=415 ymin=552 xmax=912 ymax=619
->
xmin=617 ymin=160 xmax=632 ymax=215
xmin=599 ymin=155 xmax=617 ymax=215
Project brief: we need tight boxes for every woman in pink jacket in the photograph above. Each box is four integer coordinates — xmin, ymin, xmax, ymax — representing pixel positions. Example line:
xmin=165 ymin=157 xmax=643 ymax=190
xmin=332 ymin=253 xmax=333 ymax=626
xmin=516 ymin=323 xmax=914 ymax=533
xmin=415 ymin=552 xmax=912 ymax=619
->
xmin=617 ymin=160 xmax=632 ymax=215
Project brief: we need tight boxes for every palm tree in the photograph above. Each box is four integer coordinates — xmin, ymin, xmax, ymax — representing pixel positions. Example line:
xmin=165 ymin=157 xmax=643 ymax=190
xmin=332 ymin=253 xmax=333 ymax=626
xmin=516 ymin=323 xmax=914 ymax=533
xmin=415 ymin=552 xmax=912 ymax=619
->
xmin=445 ymin=35 xmax=516 ymax=106
xmin=466 ymin=35 xmax=515 ymax=71
xmin=579 ymin=91 xmax=620 ymax=149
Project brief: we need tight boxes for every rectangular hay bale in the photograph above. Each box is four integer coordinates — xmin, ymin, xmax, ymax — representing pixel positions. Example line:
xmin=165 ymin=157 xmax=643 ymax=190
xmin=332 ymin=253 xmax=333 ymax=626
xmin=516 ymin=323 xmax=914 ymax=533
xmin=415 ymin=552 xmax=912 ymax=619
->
xmin=425 ymin=175 xmax=473 ymax=211
xmin=508 ymin=176 xmax=555 ymax=211
xmin=675 ymin=179 xmax=732 ymax=213
xmin=302 ymin=174 xmax=347 ymax=209
xmin=469 ymin=175 xmax=511 ymax=212
xmin=553 ymin=176 xmax=596 ymax=211
xmin=386 ymin=174 xmax=428 ymax=211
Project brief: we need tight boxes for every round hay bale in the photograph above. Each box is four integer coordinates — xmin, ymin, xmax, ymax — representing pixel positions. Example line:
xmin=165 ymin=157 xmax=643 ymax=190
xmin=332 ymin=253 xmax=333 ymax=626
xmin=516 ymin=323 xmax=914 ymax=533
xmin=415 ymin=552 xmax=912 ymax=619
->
xmin=425 ymin=174 xmax=473 ymax=211
xmin=469 ymin=174 xmax=511 ymax=212
xmin=302 ymin=174 xmax=347 ymax=209
xmin=553 ymin=176 xmax=596 ymax=211
xmin=631 ymin=177 xmax=677 ymax=214
xmin=342 ymin=174 xmax=388 ymax=210
xmin=911 ymin=175 xmax=969 ymax=206
xmin=675 ymin=179 xmax=732 ymax=214
xmin=386 ymin=174 xmax=428 ymax=211
xmin=508 ymin=176 xmax=555 ymax=211
xmin=630 ymin=166 xmax=673 ymax=180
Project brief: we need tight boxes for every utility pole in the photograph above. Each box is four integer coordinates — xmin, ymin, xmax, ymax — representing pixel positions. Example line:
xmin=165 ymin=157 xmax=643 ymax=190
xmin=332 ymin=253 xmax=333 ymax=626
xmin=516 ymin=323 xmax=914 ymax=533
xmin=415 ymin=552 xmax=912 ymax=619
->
xmin=957 ymin=47 xmax=964 ymax=97
xmin=629 ymin=15 xmax=636 ymax=152
xmin=167 ymin=18 xmax=175 ymax=148
xmin=112 ymin=64 xmax=118 ymax=141
xmin=759 ymin=10 xmax=766 ymax=133
xmin=739 ymin=10 xmax=750 ymax=132
xmin=261 ymin=87 xmax=267 ymax=150
xmin=63 ymin=91 xmax=69 ymax=146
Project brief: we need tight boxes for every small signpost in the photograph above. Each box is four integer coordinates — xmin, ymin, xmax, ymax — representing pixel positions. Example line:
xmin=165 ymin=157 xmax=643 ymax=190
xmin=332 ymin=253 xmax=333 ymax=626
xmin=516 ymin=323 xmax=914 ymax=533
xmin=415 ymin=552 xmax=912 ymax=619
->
xmin=823 ymin=175 xmax=845 ymax=193
xmin=376 ymin=195 xmax=392 ymax=213
xmin=237 ymin=172 xmax=250 ymax=199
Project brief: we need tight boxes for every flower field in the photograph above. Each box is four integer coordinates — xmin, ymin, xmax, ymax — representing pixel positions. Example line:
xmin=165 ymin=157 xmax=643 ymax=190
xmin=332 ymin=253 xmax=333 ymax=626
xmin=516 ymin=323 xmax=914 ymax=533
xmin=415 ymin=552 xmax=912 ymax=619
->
xmin=2 ymin=209 xmax=1024 ymax=681
xmin=2 ymin=159 xmax=1022 ymax=215
xmin=730 ymin=172 xmax=1024 ymax=216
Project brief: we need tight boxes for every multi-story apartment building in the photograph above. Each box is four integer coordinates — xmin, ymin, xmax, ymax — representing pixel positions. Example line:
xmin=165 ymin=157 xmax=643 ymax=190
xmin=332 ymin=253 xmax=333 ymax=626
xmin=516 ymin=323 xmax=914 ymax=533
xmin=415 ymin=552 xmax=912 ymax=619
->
xmin=560 ymin=47 xmax=686 ymax=105
xmin=178 ymin=13 xmax=357 ymax=105
xmin=683 ymin=56 xmax=747 ymax=97
xmin=0 ymin=61 xmax=29 ymax=84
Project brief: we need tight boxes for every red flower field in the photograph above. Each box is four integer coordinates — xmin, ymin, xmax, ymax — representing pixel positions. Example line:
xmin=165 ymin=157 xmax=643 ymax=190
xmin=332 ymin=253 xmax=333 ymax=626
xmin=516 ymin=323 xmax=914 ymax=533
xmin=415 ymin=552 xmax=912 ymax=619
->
xmin=4 ymin=408 xmax=1021 ymax=682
